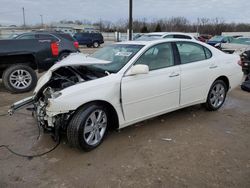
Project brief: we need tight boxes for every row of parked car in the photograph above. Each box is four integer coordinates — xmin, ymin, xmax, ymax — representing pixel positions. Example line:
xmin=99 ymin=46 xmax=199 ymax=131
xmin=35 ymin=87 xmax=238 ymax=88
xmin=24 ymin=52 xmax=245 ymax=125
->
xmin=134 ymin=32 xmax=250 ymax=77
xmin=1 ymin=30 xmax=249 ymax=93
xmin=205 ymin=35 xmax=250 ymax=76
xmin=0 ymin=31 xmax=105 ymax=93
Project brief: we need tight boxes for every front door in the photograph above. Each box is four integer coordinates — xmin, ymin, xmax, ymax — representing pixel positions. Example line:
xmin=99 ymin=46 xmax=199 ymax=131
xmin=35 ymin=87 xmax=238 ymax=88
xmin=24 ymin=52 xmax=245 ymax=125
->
xmin=121 ymin=42 xmax=180 ymax=123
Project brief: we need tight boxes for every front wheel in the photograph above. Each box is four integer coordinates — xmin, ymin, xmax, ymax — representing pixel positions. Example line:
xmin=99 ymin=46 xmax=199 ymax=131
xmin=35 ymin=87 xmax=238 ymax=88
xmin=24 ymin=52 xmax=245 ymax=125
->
xmin=67 ymin=104 xmax=108 ymax=151
xmin=204 ymin=80 xmax=227 ymax=111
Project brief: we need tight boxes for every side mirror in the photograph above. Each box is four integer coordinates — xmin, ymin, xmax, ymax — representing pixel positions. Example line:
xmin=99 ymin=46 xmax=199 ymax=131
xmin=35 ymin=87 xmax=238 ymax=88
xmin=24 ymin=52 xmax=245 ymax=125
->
xmin=125 ymin=64 xmax=149 ymax=76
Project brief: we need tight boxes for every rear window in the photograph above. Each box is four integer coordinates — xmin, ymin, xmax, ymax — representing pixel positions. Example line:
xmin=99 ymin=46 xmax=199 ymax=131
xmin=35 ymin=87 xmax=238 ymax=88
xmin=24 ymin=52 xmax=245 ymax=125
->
xmin=38 ymin=34 xmax=59 ymax=41
xmin=16 ymin=34 xmax=36 ymax=39
xmin=176 ymin=42 xmax=207 ymax=64
xmin=74 ymin=33 xmax=90 ymax=38
xmin=174 ymin=35 xmax=192 ymax=39
xmin=204 ymin=47 xmax=212 ymax=59
xmin=93 ymin=33 xmax=102 ymax=37
xmin=58 ymin=33 xmax=75 ymax=41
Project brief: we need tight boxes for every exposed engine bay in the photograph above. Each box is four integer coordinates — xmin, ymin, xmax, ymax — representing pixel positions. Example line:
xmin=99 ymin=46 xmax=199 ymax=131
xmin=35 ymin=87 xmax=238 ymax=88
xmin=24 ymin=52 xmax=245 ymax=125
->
xmin=30 ymin=65 xmax=108 ymax=140
xmin=41 ymin=65 xmax=107 ymax=93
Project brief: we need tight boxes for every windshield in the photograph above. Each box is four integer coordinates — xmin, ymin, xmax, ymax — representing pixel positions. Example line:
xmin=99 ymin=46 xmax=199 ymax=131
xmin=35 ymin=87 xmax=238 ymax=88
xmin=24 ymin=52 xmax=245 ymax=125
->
xmin=88 ymin=44 xmax=144 ymax=73
xmin=209 ymin=36 xmax=224 ymax=42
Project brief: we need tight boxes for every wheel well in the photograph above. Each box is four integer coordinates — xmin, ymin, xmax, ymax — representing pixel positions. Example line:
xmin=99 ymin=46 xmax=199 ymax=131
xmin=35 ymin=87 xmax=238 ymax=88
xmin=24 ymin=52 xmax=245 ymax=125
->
xmin=59 ymin=50 xmax=71 ymax=56
xmin=215 ymin=76 xmax=230 ymax=91
xmin=77 ymin=100 xmax=119 ymax=130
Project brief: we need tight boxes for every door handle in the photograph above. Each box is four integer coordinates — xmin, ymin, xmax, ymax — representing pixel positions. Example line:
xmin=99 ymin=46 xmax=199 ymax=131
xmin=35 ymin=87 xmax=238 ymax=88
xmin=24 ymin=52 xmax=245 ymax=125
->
xmin=169 ymin=73 xmax=180 ymax=78
xmin=209 ymin=65 xmax=218 ymax=69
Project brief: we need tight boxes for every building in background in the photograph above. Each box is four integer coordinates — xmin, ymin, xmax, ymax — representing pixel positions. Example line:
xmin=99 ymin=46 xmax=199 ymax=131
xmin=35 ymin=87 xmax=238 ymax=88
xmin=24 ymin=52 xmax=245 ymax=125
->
xmin=51 ymin=23 xmax=99 ymax=36
xmin=0 ymin=23 xmax=100 ymax=39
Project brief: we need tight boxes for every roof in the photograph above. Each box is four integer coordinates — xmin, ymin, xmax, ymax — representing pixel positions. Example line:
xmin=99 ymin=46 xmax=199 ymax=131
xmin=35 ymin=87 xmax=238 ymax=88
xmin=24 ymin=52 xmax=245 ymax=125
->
xmin=144 ymin=32 xmax=195 ymax=37
xmin=116 ymin=38 xmax=194 ymax=46
xmin=16 ymin=31 xmax=67 ymax=35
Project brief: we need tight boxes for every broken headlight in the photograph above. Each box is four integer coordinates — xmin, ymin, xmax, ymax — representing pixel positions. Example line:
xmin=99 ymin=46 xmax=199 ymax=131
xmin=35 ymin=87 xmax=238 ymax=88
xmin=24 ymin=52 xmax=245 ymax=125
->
xmin=43 ymin=87 xmax=62 ymax=100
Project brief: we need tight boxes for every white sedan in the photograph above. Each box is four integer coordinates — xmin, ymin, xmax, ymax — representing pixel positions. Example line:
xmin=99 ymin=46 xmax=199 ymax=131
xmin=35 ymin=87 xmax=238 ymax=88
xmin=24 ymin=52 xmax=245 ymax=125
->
xmin=136 ymin=32 xmax=196 ymax=41
xmin=10 ymin=39 xmax=243 ymax=151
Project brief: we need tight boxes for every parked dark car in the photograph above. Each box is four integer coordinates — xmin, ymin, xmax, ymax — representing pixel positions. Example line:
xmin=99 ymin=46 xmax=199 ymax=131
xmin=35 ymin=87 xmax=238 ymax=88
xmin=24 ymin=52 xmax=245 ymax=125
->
xmin=241 ymin=50 xmax=250 ymax=75
xmin=207 ymin=35 xmax=234 ymax=46
xmin=73 ymin=32 xmax=104 ymax=48
xmin=14 ymin=31 xmax=79 ymax=60
xmin=0 ymin=39 xmax=59 ymax=93
xmin=196 ymin=34 xmax=212 ymax=42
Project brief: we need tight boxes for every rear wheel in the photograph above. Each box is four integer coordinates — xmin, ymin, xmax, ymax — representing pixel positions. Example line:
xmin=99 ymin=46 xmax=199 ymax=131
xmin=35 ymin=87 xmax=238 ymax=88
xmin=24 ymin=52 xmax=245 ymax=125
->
xmin=93 ymin=41 xmax=100 ymax=48
xmin=67 ymin=103 xmax=108 ymax=151
xmin=204 ymin=80 xmax=227 ymax=111
xmin=2 ymin=64 xmax=37 ymax=93
xmin=58 ymin=52 xmax=70 ymax=61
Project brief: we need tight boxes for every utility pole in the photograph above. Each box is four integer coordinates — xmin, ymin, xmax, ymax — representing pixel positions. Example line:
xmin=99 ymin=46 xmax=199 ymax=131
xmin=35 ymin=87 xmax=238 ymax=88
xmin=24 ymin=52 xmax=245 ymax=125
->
xmin=196 ymin=18 xmax=200 ymax=35
xmin=22 ymin=7 xmax=26 ymax=28
xmin=128 ymin=0 xmax=133 ymax=40
xmin=40 ymin=15 xmax=44 ymax=28
xmin=99 ymin=18 xmax=102 ymax=32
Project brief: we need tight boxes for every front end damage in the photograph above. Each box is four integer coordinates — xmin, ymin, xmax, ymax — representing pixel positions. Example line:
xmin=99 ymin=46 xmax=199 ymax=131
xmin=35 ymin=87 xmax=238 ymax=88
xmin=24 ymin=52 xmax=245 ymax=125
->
xmin=9 ymin=54 xmax=110 ymax=141
xmin=9 ymin=94 xmax=71 ymax=141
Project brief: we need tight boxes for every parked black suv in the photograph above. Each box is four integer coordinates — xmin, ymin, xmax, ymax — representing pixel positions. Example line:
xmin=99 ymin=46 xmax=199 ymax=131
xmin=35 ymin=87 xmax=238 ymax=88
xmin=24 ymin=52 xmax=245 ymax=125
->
xmin=15 ymin=31 xmax=79 ymax=60
xmin=0 ymin=39 xmax=59 ymax=93
xmin=74 ymin=32 xmax=104 ymax=48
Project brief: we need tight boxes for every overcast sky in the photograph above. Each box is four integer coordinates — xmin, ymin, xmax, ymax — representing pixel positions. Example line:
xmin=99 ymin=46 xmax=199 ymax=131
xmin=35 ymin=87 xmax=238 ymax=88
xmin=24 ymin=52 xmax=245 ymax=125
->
xmin=0 ymin=0 xmax=249 ymax=25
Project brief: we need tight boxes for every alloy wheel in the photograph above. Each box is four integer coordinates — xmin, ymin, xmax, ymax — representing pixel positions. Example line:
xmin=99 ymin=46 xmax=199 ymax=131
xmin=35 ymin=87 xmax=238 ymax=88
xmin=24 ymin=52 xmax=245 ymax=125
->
xmin=209 ymin=83 xmax=226 ymax=108
xmin=9 ymin=69 xmax=32 ymax=90
xmin=83 ymin=110 xmax=107 ymax=146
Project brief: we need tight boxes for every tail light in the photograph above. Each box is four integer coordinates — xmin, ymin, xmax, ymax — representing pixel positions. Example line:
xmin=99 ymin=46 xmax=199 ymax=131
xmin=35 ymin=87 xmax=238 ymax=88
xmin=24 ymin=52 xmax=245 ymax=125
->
xmin=51 ymin=42 xmax=59 ymax=56
xmin=74 ymin=41 xmax=79 ymax=49
xmin=237 ymin=59 xmax=242 ymax=66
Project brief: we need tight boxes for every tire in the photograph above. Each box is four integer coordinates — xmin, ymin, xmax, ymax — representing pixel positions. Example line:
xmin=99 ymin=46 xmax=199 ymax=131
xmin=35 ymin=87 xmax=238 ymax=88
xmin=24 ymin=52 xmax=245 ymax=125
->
xmin=67 ymin=103 xmax=108 ymax=151
xmin=245 ymin=73 xmax=250 ymax=81
xmin=204 ymin=80 xmax=227 ymax=111
xmin=93 ymin=41 xmax=100 ymax=48
xmin=2 ymin=64 xmax=37 ymax=93
xmin=58 ymin=52 xmax=70 ymax=61
xmin=86 ymin=44 xmax=92 ymax=48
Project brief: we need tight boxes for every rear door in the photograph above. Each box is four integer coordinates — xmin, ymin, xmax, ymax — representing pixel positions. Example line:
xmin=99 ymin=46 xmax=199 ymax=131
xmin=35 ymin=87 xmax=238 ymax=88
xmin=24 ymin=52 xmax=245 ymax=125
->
xmin=175 ymin=41 xmax=214 ymax=106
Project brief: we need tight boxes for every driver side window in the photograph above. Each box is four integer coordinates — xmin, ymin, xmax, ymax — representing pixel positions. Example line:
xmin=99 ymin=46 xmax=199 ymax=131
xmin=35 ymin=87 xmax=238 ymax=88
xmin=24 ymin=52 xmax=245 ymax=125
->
xmin=135 ymin=43 xmax=174 ymax=71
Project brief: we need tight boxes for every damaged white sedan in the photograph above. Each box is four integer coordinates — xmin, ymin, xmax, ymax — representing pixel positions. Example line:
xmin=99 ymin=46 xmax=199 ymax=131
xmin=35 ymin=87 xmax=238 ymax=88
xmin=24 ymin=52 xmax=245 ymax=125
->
xmin=9 ymin=39 xmax=243 ymax=151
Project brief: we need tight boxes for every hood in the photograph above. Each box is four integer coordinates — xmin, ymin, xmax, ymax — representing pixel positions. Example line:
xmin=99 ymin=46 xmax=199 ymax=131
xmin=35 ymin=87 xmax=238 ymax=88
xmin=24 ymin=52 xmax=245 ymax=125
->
xmin=34 ymin=53 xmax=111 ymax=94
xmin=51 ymin=53 xmax=110 ymax=71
